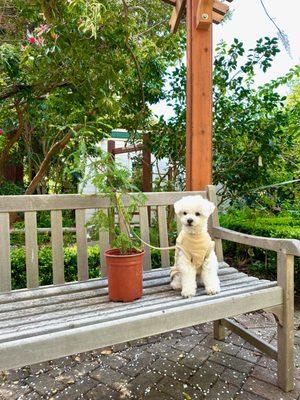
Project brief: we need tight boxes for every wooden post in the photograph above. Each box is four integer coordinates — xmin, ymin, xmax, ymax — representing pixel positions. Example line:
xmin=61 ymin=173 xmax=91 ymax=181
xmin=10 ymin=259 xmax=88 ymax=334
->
xmin=142 ymin=133 xmax=152 ymax=193
xmin=186 ymin=0 xmax=213 ymax=190
xmin=107 ymin=140 xmax=115 ymax=161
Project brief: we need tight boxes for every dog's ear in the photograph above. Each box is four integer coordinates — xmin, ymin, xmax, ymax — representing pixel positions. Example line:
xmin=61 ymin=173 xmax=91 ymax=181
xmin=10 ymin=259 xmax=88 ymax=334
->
xmin=174 ymin=198 xmax=184 ymax=215
xmin=199 ymin=198 xmax=215 ymax=218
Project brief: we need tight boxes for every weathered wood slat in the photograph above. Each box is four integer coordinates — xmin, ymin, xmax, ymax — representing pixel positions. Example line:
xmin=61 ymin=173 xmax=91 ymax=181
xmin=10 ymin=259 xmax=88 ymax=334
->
xmin=139 ymin=206 xmax=151 ymax=270
xmin=207 ymin=185 xmax=224 ymax=261
xmin=99 ymin=208 xmax=110 ymax=277
xmin=221 ymin=318 xmax=278 ymax=360
xmin=213 ymin=226 xmax=300 ymax=256
xmin=0 ymin=191 xmax=206 ymax=212
xmin=0 ymin=271 xmax=244 ymax=322
xmin=75 ymin=209 xmax=88 ymax=281
xmin=0 ymin=281 xmax=278 ymax=343
xmin=0 ymin=276 xmax=261 ymax=331
xmin=0 ymin=264 xmax=233 ymax=306
xmin=158 ymin=206 xmax=170 ymax=267
xmin=25 ymin=212 xmax=39 ymax=288
xmin=277 ymin=250 xmax=294 ymax=391
xmin=0 ymin=213 xmax=11 ymax=292
xmin=0 ymin=286 xmax=282 ymax=370
xmin=51 ymin=211 xmax=64 ymax=284
xmin=0 ymin=268 xmax=239 ymax=313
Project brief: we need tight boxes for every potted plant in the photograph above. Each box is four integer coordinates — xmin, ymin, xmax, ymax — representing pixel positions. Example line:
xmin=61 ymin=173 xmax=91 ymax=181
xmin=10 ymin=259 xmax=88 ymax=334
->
xmin=82 ymin=148 xmax=146 ymax=302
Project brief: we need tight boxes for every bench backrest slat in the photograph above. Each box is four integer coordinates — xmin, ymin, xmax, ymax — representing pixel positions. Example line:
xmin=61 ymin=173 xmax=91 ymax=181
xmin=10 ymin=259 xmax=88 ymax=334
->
xmin=157 ymin=206 xmax=170 ymax=268
xmin=75 ymin=209 xmax=89 ymax=281
xmin=0 ymin=213 xmax=11 ymax=292
xmin=25 ymin=211 xmax=39 ymax=288
xmin=99 ymin=208 xmax=110 ymax=277
xmin=51 ymin=210 xmax=65 ymax=284
xmin=139 ymin=206 xmax=151 ymax=270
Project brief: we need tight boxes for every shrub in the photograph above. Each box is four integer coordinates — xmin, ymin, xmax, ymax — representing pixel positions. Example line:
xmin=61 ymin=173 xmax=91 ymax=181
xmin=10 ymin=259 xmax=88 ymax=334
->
xmin=220 ymin=210 xmax=300 ymax=293
xmin=11 ymin=245 xmax=101 ymax=290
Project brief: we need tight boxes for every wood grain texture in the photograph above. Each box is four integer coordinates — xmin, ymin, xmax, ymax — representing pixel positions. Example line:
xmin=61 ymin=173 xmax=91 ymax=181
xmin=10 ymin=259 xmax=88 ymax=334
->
xmin=277 ymin=250 xmax=294 ymax=391
xmin=75 ymin=209 xmax=88 ymax=281
xmin=99 ymin=208 xmax=110 ymax=277
xmin=51 ymin=211 xmax=64 ymax=284
xmin=213 ymin=226 xmax=300 ymax=256
xmin=158 ymin=206 xmax=170 ymax=267
xmin=186 ymin=0 xmax=212 ymax=190
xmin=25 ymin=212 xmax=39 ymax=288
xmin=196 ymin=0 xmax=212 ymax=29
xmin=0 ymin=213 xmax=11 ymax=292
xmin=139 ymin=206 xmax=151 ymax=270
xmin=221 ymin=318 xmax=278 ymax=360
xmin=0 ymin=285 xmax=282 ymax=370
xmin=207 ymin=185 xmax=224 ymax=261
xmin=170 ymin=0 xmax=187 ymax=33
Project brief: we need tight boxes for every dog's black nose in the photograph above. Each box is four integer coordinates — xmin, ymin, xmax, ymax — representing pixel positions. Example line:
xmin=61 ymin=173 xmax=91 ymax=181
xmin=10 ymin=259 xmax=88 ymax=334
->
xmin=187 ymin=218 xmax=193 ymax=225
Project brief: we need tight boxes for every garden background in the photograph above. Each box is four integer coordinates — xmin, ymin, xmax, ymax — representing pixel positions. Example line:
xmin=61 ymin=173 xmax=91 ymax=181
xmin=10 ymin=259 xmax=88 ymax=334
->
xmin=0 ymin=0 xmax=299 ymax=292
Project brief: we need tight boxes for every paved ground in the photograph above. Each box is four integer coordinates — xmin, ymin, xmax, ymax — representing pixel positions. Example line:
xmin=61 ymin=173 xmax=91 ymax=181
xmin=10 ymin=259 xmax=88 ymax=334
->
xmin=1 ymin=310 xmax=300 ymax=400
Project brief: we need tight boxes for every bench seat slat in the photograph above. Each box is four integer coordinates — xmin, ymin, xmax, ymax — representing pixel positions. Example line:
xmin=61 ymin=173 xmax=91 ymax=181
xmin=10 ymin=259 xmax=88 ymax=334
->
xmin=0 ymin=263 xmax=231 ymax=304
xmin=0 ymin=266 xmax=237 ymax=312
xmin=0 ymin=278 xmax=278 ymax=344
xmin=0 ymin=284 xmax=282 ymax=370
xmin=0 ymin=276 xmax=261 ymax=332
xmin=0 ymin=272 xmax=248 ymax=324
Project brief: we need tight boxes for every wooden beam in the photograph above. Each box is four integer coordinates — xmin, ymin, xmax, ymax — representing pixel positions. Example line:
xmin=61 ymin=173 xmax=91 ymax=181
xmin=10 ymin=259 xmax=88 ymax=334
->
xmin=112 ymin=144 xmax=143 ymax=155
xmin=212 ymin=10 xmax=224 ymax=24
xmin=213 ymin=0 xmax=229 ymax=15
xmin=142 ymin=133 xmax=152 ymax=192
xmin=170 ymin=0 xmax=186 ymax=33
xmin=221 ymin=318 xmax=278 ymax=361
xmin=186 ymin=0 xmax=213 ymax=190
xmin=196 ymin=0 xmax=212 ymax=30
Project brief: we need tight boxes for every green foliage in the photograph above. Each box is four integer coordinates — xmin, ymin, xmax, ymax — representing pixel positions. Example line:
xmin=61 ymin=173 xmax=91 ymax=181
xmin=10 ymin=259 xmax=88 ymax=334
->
xmin=150 ymin=37 xmax=300 ymax=205
xmin=220 ymin=209 xmax=300 ymax=292
xmin=0 ymin=181 xmax=24 ymax=195
xmin=11 ymin=245 xmax=100 ymax=290
xmin=79 ymin=147 xmax=146 ymax=254
xmin=0 ymin=0 xmax=184 ymax=192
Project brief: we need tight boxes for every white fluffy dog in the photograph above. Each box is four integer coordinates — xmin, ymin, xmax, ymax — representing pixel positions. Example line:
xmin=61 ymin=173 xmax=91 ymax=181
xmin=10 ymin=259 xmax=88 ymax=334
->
xmin=170 ymin=195 xmax=221 ymax=298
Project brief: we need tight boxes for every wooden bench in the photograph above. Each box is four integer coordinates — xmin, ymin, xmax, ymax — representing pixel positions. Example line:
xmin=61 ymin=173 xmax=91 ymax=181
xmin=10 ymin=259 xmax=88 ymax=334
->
xmin=0 ymin=186 xmax=299 ymax=392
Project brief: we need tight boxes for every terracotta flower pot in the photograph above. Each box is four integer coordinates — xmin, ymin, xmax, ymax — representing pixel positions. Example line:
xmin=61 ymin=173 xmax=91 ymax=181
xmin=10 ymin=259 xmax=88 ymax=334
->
xmin=105 ymin=249 xmax=144 ymax=302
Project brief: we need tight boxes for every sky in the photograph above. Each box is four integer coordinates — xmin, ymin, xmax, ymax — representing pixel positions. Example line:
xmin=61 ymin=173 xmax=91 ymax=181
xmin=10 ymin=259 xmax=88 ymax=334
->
xmin=152 ymin=0 xmax=300 ymax=119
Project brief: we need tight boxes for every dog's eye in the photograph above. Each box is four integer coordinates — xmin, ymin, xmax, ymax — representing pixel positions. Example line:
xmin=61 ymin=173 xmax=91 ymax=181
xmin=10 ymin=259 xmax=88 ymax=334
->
xmin=183 ymin=212 xmax=187 ymax=215
xmin=195 ymin=212 xmax=201 ymax=216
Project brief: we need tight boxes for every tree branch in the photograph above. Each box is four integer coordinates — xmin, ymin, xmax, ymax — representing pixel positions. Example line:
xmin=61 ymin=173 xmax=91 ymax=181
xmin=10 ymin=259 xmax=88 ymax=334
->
xmin=25 ymin=131 xmax=72 ymax=195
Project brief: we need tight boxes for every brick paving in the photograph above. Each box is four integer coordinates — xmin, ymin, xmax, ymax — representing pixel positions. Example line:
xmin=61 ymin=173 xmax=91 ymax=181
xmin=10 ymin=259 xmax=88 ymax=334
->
xmin=1 ymin=310 xmax=300 ymax=400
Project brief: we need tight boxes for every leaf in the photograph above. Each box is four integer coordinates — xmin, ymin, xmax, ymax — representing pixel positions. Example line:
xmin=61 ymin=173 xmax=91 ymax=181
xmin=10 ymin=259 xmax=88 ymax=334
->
xmin=101 ymin=348 xmax=113 ymax=355
xmin=212 ymin=344 xmax=221 ymax=352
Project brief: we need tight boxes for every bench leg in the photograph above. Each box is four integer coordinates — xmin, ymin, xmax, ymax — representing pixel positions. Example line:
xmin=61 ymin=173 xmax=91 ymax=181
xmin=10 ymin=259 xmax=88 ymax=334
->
xmin=277 ymin=251 xmax=294 ymax=392
xmin=214 ymin=320 xmax=225 ymax=340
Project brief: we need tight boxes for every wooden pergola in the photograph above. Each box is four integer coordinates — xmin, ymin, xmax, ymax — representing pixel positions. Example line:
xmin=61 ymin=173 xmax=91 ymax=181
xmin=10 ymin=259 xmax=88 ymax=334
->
xmin=162 ymin=0 xmax=232 ymax=190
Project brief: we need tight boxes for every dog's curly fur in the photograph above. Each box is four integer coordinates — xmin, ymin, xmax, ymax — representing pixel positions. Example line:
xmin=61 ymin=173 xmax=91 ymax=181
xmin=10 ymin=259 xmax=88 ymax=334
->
xmin=170 ymin=195 xmax=221 ymax=298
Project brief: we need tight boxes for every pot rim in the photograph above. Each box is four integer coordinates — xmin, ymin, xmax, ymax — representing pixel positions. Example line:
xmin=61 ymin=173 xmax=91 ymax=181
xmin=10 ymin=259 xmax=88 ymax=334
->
xmin=105 ymin=248 xmax=145 ymax=258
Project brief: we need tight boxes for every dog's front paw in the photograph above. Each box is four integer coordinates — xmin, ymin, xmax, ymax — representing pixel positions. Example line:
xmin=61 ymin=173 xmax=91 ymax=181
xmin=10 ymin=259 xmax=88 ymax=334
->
xmin=170 ymin=279 xmax=181 ymax=291
xmin=205 ymin=284 xmax=220 ymax=295
xmin=181 ymin=287 xmax=196 ymax=298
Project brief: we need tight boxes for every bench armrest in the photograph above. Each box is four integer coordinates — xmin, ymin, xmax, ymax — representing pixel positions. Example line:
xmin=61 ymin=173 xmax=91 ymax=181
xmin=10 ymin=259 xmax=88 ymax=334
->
xmin=212 ymin=226 xmax=300 ymax=256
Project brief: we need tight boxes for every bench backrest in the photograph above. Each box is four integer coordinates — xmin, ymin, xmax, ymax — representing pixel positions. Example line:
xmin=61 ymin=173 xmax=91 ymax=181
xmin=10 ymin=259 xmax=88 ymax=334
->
xmin=0 ymin=187 xmax=222 ymax=292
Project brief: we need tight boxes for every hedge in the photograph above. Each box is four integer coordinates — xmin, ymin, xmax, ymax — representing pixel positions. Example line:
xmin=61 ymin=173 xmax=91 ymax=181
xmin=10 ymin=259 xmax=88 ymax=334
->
xmin=11 ymin=246 xmax=101 ymax=290
xmin=220 ymin=211 xmax=300 ymax=293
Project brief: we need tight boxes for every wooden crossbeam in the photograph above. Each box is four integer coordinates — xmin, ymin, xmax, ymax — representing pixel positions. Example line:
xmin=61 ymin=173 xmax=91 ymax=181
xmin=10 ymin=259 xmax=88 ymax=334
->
xmin=196 ymin=0 xmax=212 ymax=30
xmin=213 ymin=0 xmax=229 ymax=15
xmin=164 ymin=0 xmax=230 ymax=31
xmin=212 ymin=10 xmax=224 ymax=24
xmin=170 ymin=0 xmax=186 ymax=33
